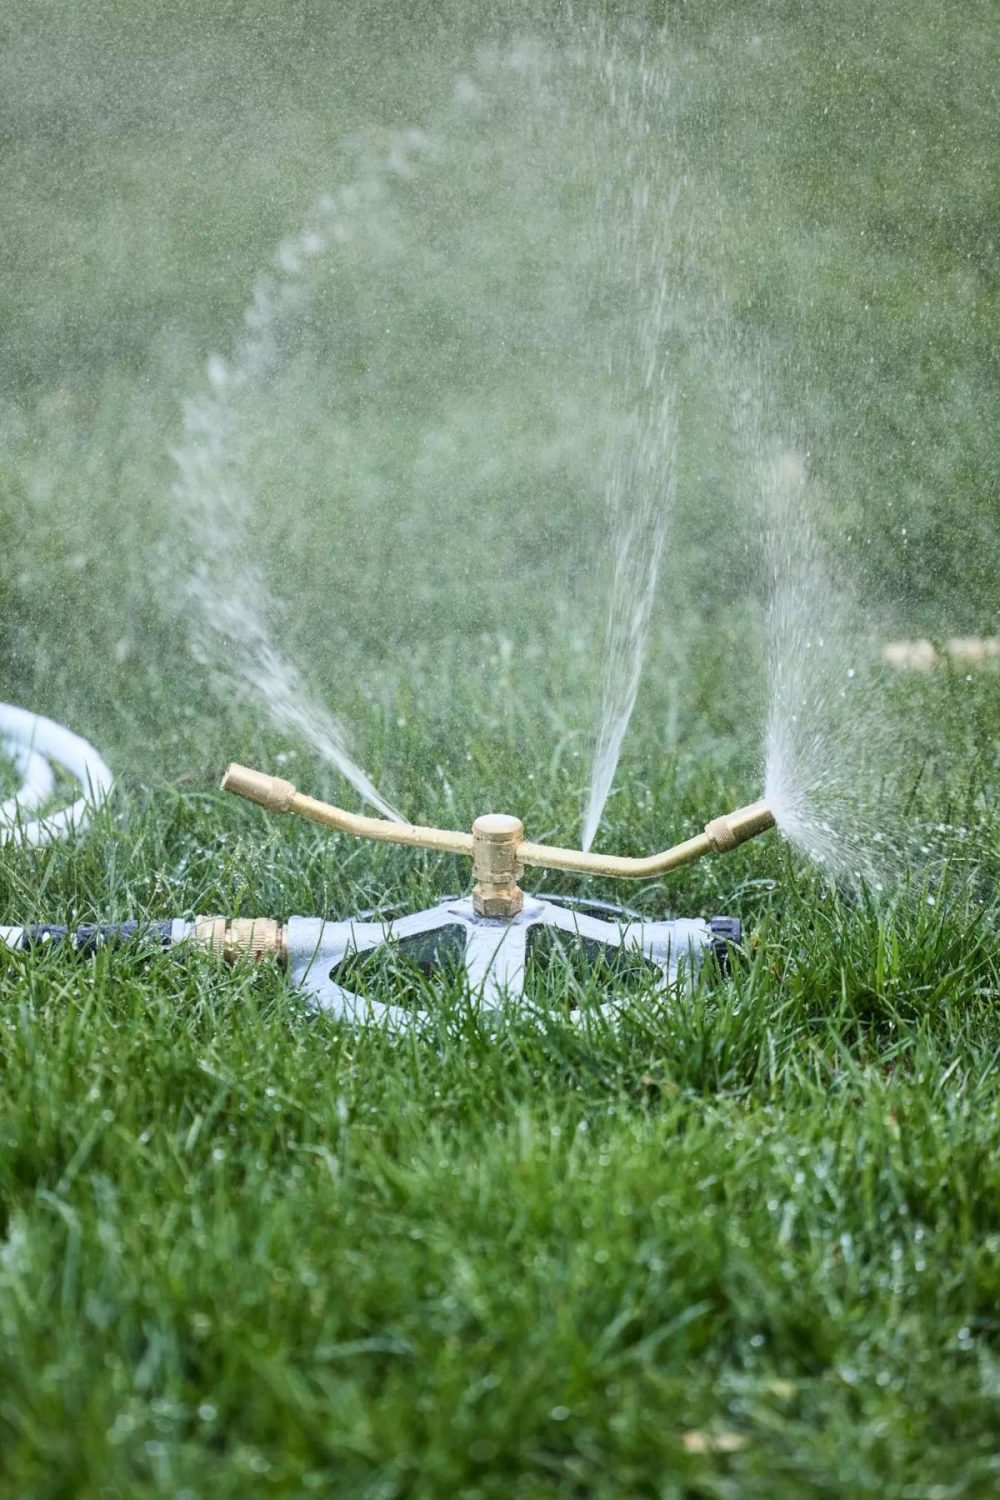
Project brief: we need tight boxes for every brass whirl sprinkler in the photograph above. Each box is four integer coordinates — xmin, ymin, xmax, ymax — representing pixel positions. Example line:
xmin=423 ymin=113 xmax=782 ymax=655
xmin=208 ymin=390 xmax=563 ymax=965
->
xmin=216 ymin=764 xmax=776 ymax=1024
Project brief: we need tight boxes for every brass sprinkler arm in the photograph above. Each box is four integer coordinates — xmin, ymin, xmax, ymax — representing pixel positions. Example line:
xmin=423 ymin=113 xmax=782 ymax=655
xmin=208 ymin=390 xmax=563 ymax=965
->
xmin=221 ymin=763 xmax=775 ymax=918
xmin=221 ymin=763 xmax=475 ymax=857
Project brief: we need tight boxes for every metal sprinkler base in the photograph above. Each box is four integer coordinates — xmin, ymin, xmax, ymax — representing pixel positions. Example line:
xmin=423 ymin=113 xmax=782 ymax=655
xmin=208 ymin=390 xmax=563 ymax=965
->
xmin=281 ymin=895 xmax=740 ymax=1027
xmin=2 ymin=901 xmax=740 ymax=1030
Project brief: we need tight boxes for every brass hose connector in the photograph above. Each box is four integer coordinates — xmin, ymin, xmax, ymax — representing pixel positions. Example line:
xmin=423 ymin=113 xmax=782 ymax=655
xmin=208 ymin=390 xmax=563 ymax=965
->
xmin=193 ymin=915 xmax=286 ymax=964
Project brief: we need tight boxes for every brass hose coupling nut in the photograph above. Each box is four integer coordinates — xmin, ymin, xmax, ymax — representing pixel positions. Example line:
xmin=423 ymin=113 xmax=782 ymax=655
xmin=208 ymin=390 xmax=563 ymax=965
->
xmin=193 ymin=916 xmax=286 ymax=964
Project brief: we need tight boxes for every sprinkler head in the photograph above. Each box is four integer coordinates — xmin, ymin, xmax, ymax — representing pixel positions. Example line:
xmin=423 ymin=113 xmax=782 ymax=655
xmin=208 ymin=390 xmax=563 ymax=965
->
xmin=221 ymin=762 xmax=776 ymax=914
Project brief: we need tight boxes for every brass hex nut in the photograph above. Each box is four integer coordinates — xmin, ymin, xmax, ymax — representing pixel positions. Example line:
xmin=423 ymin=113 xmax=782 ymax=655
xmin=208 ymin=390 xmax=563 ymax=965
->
xmin=473 ymin=886 xmax=525 ymax=919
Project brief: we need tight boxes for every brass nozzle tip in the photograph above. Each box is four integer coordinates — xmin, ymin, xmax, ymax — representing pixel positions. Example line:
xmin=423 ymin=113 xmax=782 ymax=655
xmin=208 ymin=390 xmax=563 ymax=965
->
xmin=221 ymin=762 xmax=296 ymax=813
xmin=704 ymin=799 xmax=776 ymax=854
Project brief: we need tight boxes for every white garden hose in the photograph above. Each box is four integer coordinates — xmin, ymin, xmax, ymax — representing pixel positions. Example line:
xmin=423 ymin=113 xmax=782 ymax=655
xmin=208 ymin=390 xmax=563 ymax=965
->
xmin=0 ymin=704 xmax=114 ymax=847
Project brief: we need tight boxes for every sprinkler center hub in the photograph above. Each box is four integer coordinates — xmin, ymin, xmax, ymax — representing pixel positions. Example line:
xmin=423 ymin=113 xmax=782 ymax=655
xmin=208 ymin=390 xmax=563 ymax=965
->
xmin=471 ymin=813 xmax=525 ymax=918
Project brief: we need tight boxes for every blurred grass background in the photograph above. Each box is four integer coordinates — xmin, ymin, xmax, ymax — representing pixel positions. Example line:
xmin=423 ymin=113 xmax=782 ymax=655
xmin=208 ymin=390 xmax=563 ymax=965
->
xmin=1 ymin=0 xmax=997 ymax=792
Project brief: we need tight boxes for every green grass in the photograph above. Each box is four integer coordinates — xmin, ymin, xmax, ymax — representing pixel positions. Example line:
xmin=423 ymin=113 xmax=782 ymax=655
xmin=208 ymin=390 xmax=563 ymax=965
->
xmin=2 ymin=2 xmax=1000 ymax=1494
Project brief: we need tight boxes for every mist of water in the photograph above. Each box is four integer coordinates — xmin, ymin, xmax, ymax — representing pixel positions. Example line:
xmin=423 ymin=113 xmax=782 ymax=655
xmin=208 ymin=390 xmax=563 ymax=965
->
xmin=581 ymin=46 xmax=679 ymax=852
xmin=166 ymin=38 xmax=905 ymax=881
xmin=168 ymin=35 xmax=903 ymax=876
xmin=757 ymin=445 xmax=905 ymax=889
xmin=168 ymin=145 xmax=438 ymax=823
xmin=163 ymin=38 xmax=694 ymax=835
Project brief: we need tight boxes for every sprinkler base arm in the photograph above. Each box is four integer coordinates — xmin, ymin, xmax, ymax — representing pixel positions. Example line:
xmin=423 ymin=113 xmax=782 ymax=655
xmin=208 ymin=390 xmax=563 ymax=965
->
xmin=1 ymin=905 xmax=743 ymax=1028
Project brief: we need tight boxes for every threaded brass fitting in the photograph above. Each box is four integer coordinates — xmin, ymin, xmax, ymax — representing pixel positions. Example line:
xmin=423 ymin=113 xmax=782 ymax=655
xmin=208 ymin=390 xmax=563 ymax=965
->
xmin=192 ymin=916 xmax=286 ymax=964
xmin=703 ymin=800 xmax=775 ymax=855
xmin=471 ymin=814 xmax=525 ymax=918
